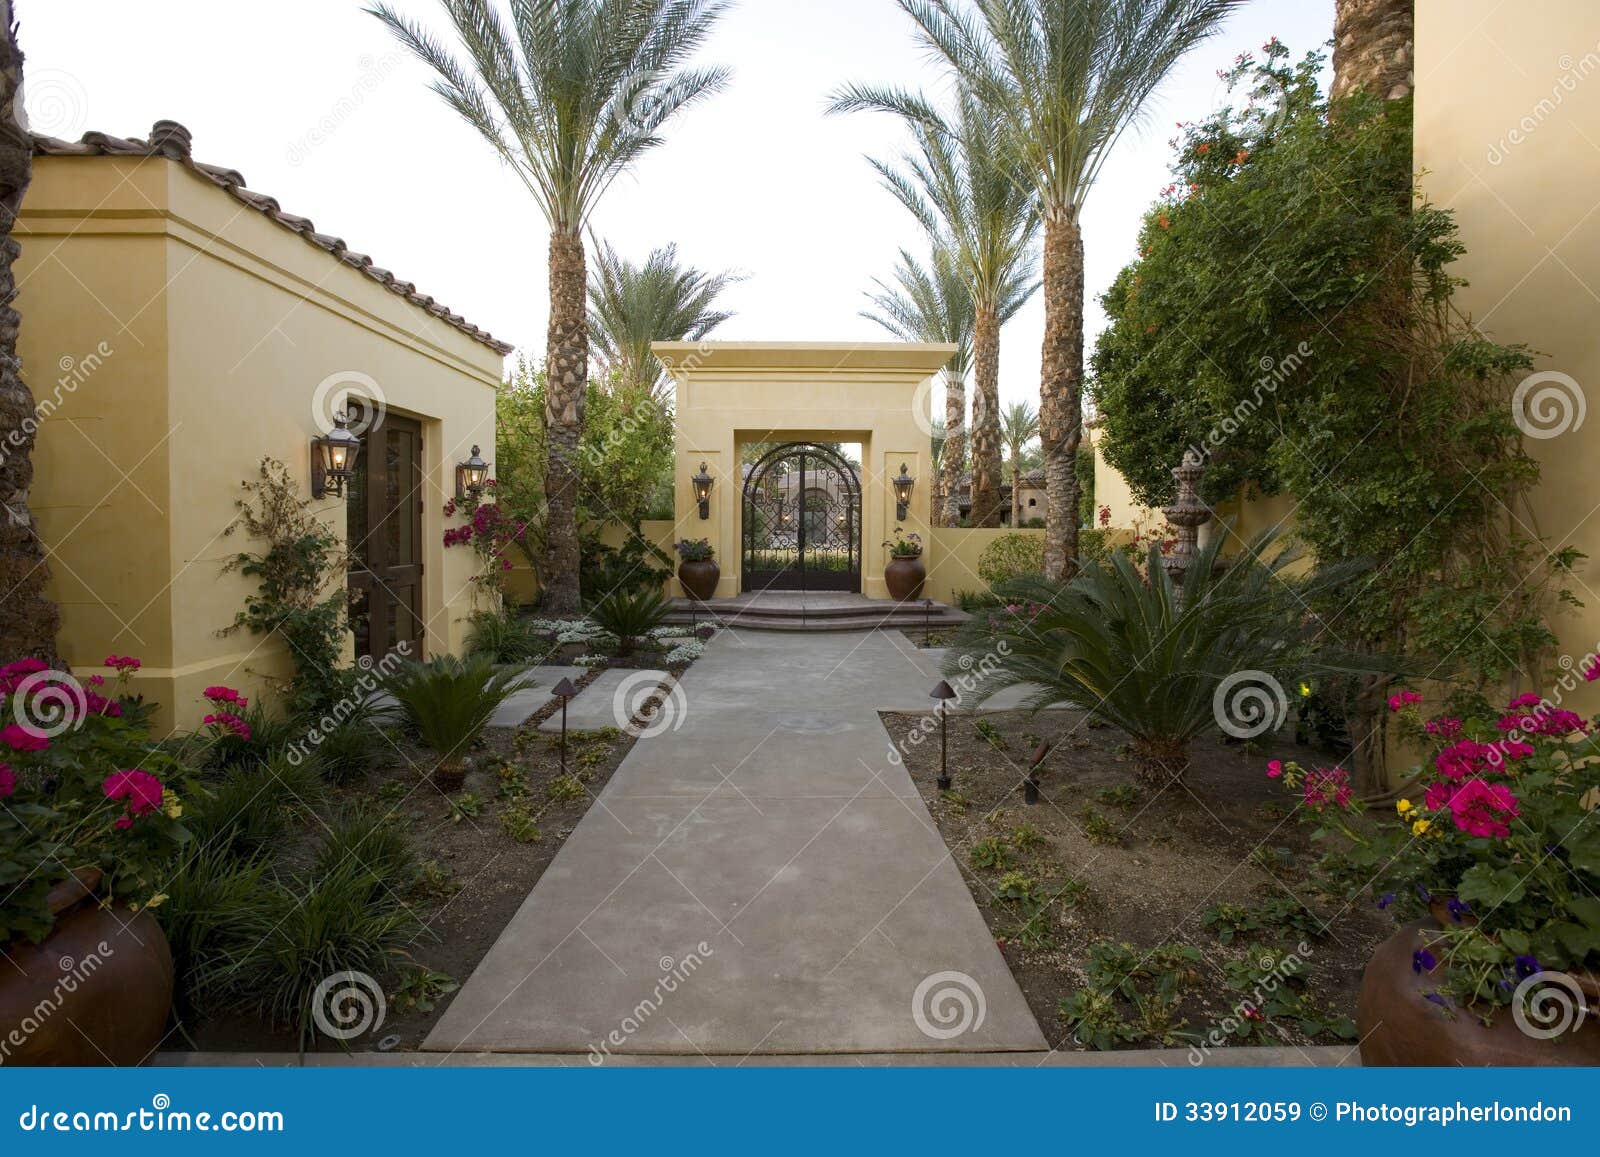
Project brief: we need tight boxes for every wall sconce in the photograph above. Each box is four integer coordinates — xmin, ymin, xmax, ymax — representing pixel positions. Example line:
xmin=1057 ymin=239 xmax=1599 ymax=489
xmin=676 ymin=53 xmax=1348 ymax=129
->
xmin=893 ymin=463 xmax=915 ymax=520
xmin=311 ymin=411 xmax=362 ymax=498
xmin=692 ymin=462 xmax=714 ymax=519
xmin=456 ymin=445 xmax=490 ymax=501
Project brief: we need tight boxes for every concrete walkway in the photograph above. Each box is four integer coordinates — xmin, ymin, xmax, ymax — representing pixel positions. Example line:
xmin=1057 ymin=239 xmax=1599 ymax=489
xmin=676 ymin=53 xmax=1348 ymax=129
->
xmin=424 ymin=628 xmax=1046 ymax=1057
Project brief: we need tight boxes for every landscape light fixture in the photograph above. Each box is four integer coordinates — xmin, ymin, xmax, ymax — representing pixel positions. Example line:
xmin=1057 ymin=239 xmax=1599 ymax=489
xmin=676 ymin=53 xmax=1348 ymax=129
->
xmin=931 ymin=679 xmax=958 ymax=790
xmin=893 ymin=463 xmax=915 ymax=520
xmin=456 ymin=445 xmax=490 ymax=500
xmin=692 ymin=462 xmax=714 ymax=519
xmin=310 ymin=410 xmax=361 ymax=499
xmin=921 ymin=597 xmax=935 ymax=645
xmin=1026 ymin=740 xmax=1052 ymax=806
xmin=552 ymin=677 xmax=579 ymax=777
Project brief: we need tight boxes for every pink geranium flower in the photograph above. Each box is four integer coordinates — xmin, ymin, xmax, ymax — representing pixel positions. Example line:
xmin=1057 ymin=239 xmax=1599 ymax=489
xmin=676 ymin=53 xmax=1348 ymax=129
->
xmin=1302 ymin=767 xmax=1352 ymax=810
xmin=1 ymin=724 xmax=49 ymax=752
xmin=203 ymin=685 xmax=248 ymax=710
xmin=204 ymin=711 xmax=252 ymax=742
xmin=104 ymin=655 xmax=141 ymax=673
xmin=103 ymin=768 xmax=164 ymax=819
xmin=1443 ymin=779 xmax=1521 ymax=839
xmin=1266 ymin=759 xmax=1282 ymax=778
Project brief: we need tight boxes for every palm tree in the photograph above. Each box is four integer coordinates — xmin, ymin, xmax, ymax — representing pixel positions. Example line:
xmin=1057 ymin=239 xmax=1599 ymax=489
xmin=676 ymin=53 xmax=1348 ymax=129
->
xmin=861 ymin=245 xmax=973 ymax=527
xmin=371 ymin=0 xmax=729 ymax=612
xmin=833 ymin=88 xmax=1039 ymax=527
xmin=879 ymin=0 xmax=1237 ymax=574
xmin=588 ymin=238 xmax=740 ymax=399
xmin=999 ymin=400 xmax=1038 ymax=527
xmin=0 ymin=2 xmax=60 ymax=663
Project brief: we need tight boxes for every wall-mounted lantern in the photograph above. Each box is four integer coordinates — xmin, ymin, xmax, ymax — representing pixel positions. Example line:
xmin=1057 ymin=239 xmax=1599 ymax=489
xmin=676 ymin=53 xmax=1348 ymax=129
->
xmin=893 ymin=463 xmax=915 ymax=520
xmin=692 ymin=462 xmax=714 ymax=519
xmin=456 ymin=445 xmax=490 ymax=501
xmin=311 ymin=411 xmax=361 ymax=499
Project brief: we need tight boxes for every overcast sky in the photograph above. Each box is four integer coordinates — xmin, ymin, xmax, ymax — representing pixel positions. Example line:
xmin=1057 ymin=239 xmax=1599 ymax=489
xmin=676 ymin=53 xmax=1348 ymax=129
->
xmin=18 ymin=0 xmax=1333 ymax=410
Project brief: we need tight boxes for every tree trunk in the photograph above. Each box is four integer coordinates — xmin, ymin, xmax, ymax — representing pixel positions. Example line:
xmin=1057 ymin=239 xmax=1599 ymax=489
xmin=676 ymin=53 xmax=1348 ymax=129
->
xmin=1131 ymin=737 xmax=1190 ymax=788
xmin=969 ymin=303 xmax=1001 ymax=528
xmin=1010 ymin=455 xmax=1021 ymax=527
xmin=1040 ymin=211 xmax=1085 ymax=581
xmin=539 ymin=229 xmax=586 ymax=614
xmin=1332 ymin=0 xmax=1414 ymax=102
xmin=0 ymin=6 xmax=59 ymax=665
xmin=940 ymin=368 xmax=964 ymax=527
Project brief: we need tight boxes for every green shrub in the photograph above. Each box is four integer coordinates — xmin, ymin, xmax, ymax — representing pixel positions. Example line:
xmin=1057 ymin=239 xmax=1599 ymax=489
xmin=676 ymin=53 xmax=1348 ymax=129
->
xmin=466 ymin=608 xmax=546 ymax=663
xmin=230 ymin=863 xmax=416 ymax=1047
xmin=589 ymin=588 xmax=671 ymax=655
xmin=969 ymin=837 xmax=1016 ymax=871
xmin=976 ymin=532 xmax=1045 ymax=587
xmin=189 ymin=753 xmax=322 ymax=857
xmin=380 ymin=654 xmax=529 ymax=780
xmin=314 ymin=808 xmax=415 ymax=886
xmin=955 ymin=588 xmax=1003 ymax=612
xmin=157 ymin=847 xmax=271 ymax=1013
xmin=311 ymin=720 xmax=381 ymax=785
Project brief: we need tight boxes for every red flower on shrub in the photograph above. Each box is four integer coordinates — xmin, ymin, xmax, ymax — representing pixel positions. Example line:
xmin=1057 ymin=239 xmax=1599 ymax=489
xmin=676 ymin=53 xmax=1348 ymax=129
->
xmin=204 ymin=711 xmax=252 ymax=742
xmin=1 ymin=724 xmax=49 ymax=752
xmin=104 ymin=655 xmax=141 ymax=673
xmin=103 ymin=768 xmax=164 ymax=826
xmin=0 ymin=657 xmax=48 ymax=693
xmin=1302 ymin=767 xmax=1352 ymax=810
xmin=203 ymin=685 xmax=248 ymax=710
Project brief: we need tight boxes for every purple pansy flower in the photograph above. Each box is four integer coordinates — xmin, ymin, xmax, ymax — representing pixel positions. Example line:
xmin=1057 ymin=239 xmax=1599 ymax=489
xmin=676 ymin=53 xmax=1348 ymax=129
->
xmin=1412 ymin=948 xmax=1438 ymax=974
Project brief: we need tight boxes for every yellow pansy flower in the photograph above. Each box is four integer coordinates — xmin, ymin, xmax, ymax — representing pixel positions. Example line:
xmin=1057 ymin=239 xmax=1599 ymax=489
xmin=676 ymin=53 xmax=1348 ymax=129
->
xmin=1396 ymin=798 xmax=1413 ymax=815
xmin=1411 ymin=819 xmax=1431 ymax=836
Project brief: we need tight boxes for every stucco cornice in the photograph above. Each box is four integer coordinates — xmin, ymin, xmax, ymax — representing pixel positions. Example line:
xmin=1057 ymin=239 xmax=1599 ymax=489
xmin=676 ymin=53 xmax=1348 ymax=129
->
xmin=651 ymin=341 xmax=958 ymax=377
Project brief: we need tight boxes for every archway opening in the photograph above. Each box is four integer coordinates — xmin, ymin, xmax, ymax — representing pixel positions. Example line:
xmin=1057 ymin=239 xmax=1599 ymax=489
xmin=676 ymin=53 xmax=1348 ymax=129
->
xmin=741 ymin=441 xmax=862 ymax=592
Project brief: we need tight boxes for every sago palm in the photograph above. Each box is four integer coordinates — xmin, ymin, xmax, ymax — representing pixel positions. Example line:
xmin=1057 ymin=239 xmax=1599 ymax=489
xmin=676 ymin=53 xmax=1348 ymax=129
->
xmin=885 ymin=0 xmax=1238 ymax=572
xmin=588 ymin=238 xmax=741 ymax=399
xmin=1000 ymin=400 xmax=1038 ymax=526
xmin=832 ymin=87 xmax=1040 ymax=527
xmin=371 ymin=0 xmax=730 ymax=612
xmin=861 ymin=244 xmax=973 ymax=527
xmin=945 ymin=531 xmax=1371 ymax=786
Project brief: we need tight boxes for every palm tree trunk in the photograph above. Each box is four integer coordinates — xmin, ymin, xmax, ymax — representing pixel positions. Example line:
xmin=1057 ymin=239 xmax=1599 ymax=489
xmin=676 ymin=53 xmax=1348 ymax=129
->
xmin=1332 ymin=0 xmax=1414 ymax=102
xmin=1010 ymin=451 xmax=1021 ymax=527
xmin=1040 ymin=211 xmax=1085 ymax=581
xmin=539 ymin=229 xmax=586 ymax=613
xmin=940 ymin=368 xmax=964 ymax=527
xmin=969 ymin=304 xmax=1001 ymax=528
xmin=0 ymin=6 xmax=59 ymax=664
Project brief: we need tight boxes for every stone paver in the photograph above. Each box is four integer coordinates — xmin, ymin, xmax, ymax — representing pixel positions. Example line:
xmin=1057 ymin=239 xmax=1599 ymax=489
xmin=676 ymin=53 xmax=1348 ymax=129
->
xmin=425 ymin=629 xmax=1046 ymax=1056
xmin=537 ymin=667 xmax=668 ymax=733
xmin=487 ymin=666 xmax=586 ymax=729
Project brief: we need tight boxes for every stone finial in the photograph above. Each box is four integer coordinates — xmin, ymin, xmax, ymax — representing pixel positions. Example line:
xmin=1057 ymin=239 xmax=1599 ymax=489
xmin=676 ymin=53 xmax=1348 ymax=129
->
xmin=1161 ymin=448 xmax=1211 ymax=601
xmin=147 ymin=120 xmax=192 ymax=160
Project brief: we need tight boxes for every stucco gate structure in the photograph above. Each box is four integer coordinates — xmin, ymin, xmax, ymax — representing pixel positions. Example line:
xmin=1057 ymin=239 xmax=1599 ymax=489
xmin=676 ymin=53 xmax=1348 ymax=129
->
xmin=654 ymin=341 xmax=957 ymax=602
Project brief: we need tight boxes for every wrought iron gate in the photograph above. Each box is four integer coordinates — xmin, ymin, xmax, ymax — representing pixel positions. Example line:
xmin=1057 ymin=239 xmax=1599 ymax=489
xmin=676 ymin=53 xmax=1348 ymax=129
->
xmin=741 ymin=442 xmax=862 ymax=592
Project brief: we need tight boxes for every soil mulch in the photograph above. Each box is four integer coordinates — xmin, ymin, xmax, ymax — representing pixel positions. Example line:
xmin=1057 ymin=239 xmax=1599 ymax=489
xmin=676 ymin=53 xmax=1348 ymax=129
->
xmin=881 ymin=707 xmax=1394 ymax=1056
xmin=183 ymin=665 xmax=679 ymax=1056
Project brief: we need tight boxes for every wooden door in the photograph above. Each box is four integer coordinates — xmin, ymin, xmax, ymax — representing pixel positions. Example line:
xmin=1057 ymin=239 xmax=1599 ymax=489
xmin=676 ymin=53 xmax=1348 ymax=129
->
xmin=347 ymin=404 xmax=424 ymax=664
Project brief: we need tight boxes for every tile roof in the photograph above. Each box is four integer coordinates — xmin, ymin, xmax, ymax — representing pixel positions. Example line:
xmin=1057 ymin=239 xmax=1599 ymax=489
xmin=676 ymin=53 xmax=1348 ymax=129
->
xmin=31 ymin=120 xmax=514 ymax=356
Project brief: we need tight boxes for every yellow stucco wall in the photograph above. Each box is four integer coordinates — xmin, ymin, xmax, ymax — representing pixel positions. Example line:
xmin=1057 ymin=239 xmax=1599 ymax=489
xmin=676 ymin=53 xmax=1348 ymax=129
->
xmin=1415 ymin=0 xmax=1600 ymax=699
xmin=923 ymin=528 xmax=1046 ymax=605
xmin=656 ymin=341 xmax=954 ymax=599
xmin=18 ymin=152 xmax=504 ymax=732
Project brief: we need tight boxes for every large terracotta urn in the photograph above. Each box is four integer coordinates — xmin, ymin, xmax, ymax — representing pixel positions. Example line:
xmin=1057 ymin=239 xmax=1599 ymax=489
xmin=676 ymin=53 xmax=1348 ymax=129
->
xmin=678 ymin=560 xmax=720 ymax=601
xmin=1357 ymin=919 xmax=1600 ymax=1066
xmin=884 ymin=555 xmax=926 ymax=601
xmin=0 ymin=869 xmax=174 ymax=1065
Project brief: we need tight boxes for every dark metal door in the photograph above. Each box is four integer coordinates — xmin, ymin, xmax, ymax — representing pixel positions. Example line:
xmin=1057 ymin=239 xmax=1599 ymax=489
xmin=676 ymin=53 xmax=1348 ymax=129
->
xmin=347 ymin=403 xmax=424 ymax=663
xmin=741 ymin=442 xmax=861 ymax=592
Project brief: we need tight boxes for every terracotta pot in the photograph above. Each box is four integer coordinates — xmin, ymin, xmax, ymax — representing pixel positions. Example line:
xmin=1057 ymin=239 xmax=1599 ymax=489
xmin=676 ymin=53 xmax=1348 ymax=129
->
xmin=884 ymin=555 xmax=926 ymax=601
xmin=0 ymin=868 xmax=174 ymax=1065
xmin=1357 ymin=919 xmax=1600 ymax=1066
xmin=678 ymin=559 xmax=719 ymax=601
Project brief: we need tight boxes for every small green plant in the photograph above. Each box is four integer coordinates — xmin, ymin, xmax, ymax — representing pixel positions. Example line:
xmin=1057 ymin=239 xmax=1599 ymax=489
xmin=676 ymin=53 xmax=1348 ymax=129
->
xmin=1062 ymin=940 xmax=1205 ymax=1050
xmin=447 ymin=792 xmax=485 ymax=824
xmin=969 ymin=837 xmax=1016 ymax=871
xmin=380 ymin=654 xmax=530 ymax=785
xmin=1079 ymin=808 xmax=1123 ymax=846
xmin=466 ymin=608 xmax=547 ymax=662
xmin=1060 ymin=987 xmax=1138 ymax=1050
xmin=547 ymin=774 xmax=586 ymax=802
xmin=311 ymin=719 xmax=381 ymax=785
xmin=1010 ymin=821 xmax=1045 ymax=850
xmin=413 ymin=859 xmax=459 ymax=900
xmin=390 ymin=967 xmax=459 ymax=1014
xmin=995 ymin=871 xmax=1037 ymax=902
xmin=673 ymin=538 xmax=714 ymax=563
xmin=589 ymin=588 xmax=672 ymax=655
xmin=1202 ymin=898 xmax=1322 ymax=944
xmin=939 ymin=789 xmax=970 ymax=814
xmin=157 ymin=848 xmax=271 ymax=1014
xmin=1220 ymin=949 xmax=1356 ymax=1042
xmin=499 ymin=799 xmax=542 ymax=844
xmin=973 ymin=718 xmax=1008 ymax=751
xmin=1095 ymin=783 xmax=1143 ymax=810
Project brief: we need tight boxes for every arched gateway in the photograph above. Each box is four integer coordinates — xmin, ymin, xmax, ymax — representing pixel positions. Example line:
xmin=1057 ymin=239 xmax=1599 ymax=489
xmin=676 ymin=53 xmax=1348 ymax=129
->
xmin=742 ymin=442 xmax=862 ymax=592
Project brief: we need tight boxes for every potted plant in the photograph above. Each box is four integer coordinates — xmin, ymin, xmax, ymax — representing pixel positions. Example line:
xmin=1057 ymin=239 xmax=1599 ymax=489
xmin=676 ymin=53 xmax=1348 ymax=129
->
xmin=1267 ymin=687 xmax=1600 ymax=1065
xmin=0 ymin=656 xmax=185 ymax=1064
xmin=674 ymin=538 xmax=719 ymax=601
xmin=882 ymin=527 xmax=925 ymax=601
